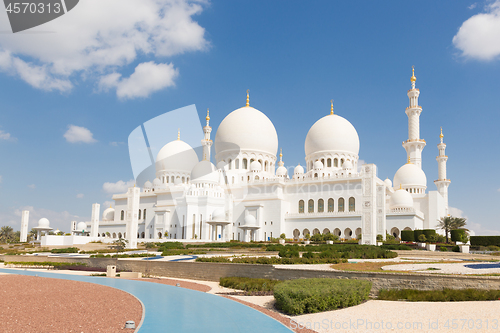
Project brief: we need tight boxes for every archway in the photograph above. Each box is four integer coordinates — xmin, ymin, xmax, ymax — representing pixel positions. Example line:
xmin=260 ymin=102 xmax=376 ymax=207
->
xmin=312 ymin=228 xmax=320 ymax=235
xmin=293 ymin=229 xmax=300 ymax=239
xmin=302 ymin=228 xmax=310 ymax=237
xmin=333 ymin=228 xmax=341 ymax=237
xmin=391 ymin=227 xmax=400 ymax=239
xmin=344 ymin=228 xmax=353 ymax=240
xmin=323 ymin=228 xmax=330 ymax=235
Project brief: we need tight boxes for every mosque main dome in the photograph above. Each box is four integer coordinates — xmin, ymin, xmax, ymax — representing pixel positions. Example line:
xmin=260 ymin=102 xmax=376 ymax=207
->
xmin=305 ymin=114 xmax=360 ymax=157
xmin=214 ymin=105 xmax=278 ymax=157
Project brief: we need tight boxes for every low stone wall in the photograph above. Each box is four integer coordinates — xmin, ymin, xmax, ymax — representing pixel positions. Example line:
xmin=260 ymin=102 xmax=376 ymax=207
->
xmin=3 ymin=255 xmax=500 ymax=292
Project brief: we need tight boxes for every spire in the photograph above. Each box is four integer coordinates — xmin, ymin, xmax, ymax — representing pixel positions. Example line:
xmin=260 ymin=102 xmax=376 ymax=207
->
xmin=411 ymin=66 xmax=416 ymax=89
xmin=177 ymin=128 xmax=180 ymax=140
xmin=246 ymin=89 xmax=250 ymax=107
xmin=206 ymin=108 xmax=210 ymax=126
xmin=278 ymin=148 xmax=284 ymax=167
xmin=439 ymin=127 xmax=444 ymax=143
xmin=330 ymin=99 xmax=334 ymax=115
xmin=407 ymin=156 xmax=411 ymax=164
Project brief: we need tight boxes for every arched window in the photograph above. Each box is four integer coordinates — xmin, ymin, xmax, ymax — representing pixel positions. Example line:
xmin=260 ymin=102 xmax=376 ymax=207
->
xmin=228 ymin=158 xmax=232 ymax=170
xmin=255 ymin=175 xmax=259 ymax=180
xmin=349 ymin=197 xmax=355 ymax=212
xmin=334 ymin=158 xmax=338 ymax=167
xmin=235 ymin=159 xmax=239 ymax=169
xmin=118 ymin=232 xmax=122 ymax=238
xmin=328 ymin=198 xmax=334 ymax=212
xmin=314 ymin=173 xmax=318 ymax=178
xmin=138 ymin=209 xmax=141 ymax=220
xmin=327 ymin=158 xmax=332 ymax=167
xmin=141 ymin=232 xmax=145 ymax=238
xmin=308 ymin=199 xmax=314 ymax=213
xmin=250 ymin=158 xmax=255 ymax=163
xmin=120 ymin=210 xmax=124 ymax=220
xmin=243 ymin=158 xmax=248 ymax=169
xmin=318 ymin=199 xmax=324 ymax=213
xmin=298 ymin=200 xmax=304 ymax=213
xmin=143 ymin=209 xmax=146 ymax=220
xmin=340 ymin=158 xmax=344 ymax=166
xmin=170 ymin=176 xmax=174 ymax=183
xmin=338 ymin=198 xmax=345 ymax=212
xmin=182 ymin=176 xmax=185 ymax=183
xmin=265 ymin=161 xmax=268 ymax=171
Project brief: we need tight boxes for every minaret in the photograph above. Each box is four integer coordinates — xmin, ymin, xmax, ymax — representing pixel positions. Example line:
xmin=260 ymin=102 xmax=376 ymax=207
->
xmin=402 ymin=66 xmax=426 ymax=168
xmin=434 ymin=127 xmax=451 ymax=214
xmin=201 ymin=108 xmax=212 ymax=161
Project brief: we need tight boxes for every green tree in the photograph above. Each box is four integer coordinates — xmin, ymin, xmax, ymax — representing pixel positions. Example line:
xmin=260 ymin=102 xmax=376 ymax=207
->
xmin=112 ymin=236 xmax=128 ymax=253
xmin=438 ymin=216 xmax=468 ymax=243
xmin=28 ymin=228 xmax=37 ymax=241
xmin=0 ymin=226 xmax=14 ymax=243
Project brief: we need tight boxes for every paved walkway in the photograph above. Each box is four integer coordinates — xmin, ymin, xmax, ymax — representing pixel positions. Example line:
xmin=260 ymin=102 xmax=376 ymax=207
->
xmin=0 ymin=268 xmax=292 ymax=333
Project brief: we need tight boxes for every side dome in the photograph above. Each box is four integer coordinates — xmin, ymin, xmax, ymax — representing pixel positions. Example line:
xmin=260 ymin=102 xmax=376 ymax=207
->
xmin=250 ymin=160 xmax=262 ymax=171
xmin=214 ymin=106 xmax=278 ymax=157
xmin=102 ymin=207 xmax=115 ymax=221
xmin=77 ymin=222 xmax=87 ymax=231
xmin=393 ymin=163 xmax=427 ymax=189
xmin=144 ymin=181 xmax=152 ymax=189
xmin=37 ymin=218 xmax=50 ymax=228
xmin=305 ymin=114 xmax=360 ymax=157
xmin=390 ymin=189 xmax=414 ymax=209
xmin=294 ymin=164 xmax=304 ymax=174
xmin=191 ymin=160 xmax=219 ymax=183
xmin=153 ymin=178 xmax=161 ymax=187
xmin=244 ymin=215 xmax=257 ymax=225
xmin=156 ymin=139 xmax=199 ymax=174
xmin=276 ymin=166 xmax=287 ymax=177
xmin=314 ymin=160 xmax=324 ymax=169
xmin=384 ymin=178 xmax=393 ymax=188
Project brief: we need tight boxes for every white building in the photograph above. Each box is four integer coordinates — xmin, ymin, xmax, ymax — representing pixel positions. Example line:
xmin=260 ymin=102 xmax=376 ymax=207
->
xmin=81 ymin=68 xmax=451 ymax=247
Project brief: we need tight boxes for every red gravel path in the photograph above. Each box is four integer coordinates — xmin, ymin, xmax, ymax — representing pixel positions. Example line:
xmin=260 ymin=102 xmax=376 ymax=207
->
xmin=0 ymin=275 xmax=142 ymax=333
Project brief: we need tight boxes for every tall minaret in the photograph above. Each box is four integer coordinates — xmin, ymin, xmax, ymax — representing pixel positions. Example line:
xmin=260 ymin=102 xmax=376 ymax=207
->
xmin=201 ymin=108 xmax=212 ymax=161
xmin=402 ymin=66 xmax=426 ymax=168
xmin=434 ymin=127 xmax=451 ymax=214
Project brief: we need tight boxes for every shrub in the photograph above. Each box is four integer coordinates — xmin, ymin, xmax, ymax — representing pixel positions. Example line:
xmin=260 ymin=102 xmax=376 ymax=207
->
xmin=452 ymin=245 xmax=460 ymax=252
xmin=440 ymin=246 xmax=448 ymax=252
xmin=279 ymin=233 xmax=286 ymax=239
xmin=376 ymin=234 xmax=383 ymax=241
xmin=220 ymin=277 xmax=282 ymax=292
xmin=470 ymin=236 xmax=500 ymax=247
xmin=274 ymin=278 xmax=372 ymax=315
xmin=380 ymin=244 xmax=411 ymax=250
xmin=400 ymin=230 xmax=414 ymax=242
xmin=310 ymin=233 xmax=323 ymax=242
xmin=414 ymin=229 xmax=436 ymax=242
xmin=488 ymin=245 xmax=500 ymax=251
xmin=50 ymin=247 xmax=79 ymax=254
xmin=323 ymin=233 xmax=338 ymax=241
xmin=436 ymin=235 xmax=447 ymax=243
xmin=427 ymin=234 xmax=438 ymax=243
xmin=417 ymin=234 xmax=427 ymax=243
xmin=451 ymin=229 xmax=467 ymax=243
xmin=278 ymin=248 xmax=300 ymax=258
xmin=385 ymin=234 xmax=395 ymax=241
xmin=378 ymin=288 xmax=500 ymax=302
xmin=302 ymin=251 xmax=315 ymax=259
xmin=157 ymin=242 xmax=185 ymax=250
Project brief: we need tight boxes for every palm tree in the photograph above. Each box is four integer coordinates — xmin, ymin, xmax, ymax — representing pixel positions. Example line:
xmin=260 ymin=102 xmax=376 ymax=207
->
xmin=0 ymin=226 xmax=14 ymax=243
xmin=451 ymin=217 xmax=468 ymax=231
xmin=437 ymin=216 xmax=454 ymax=243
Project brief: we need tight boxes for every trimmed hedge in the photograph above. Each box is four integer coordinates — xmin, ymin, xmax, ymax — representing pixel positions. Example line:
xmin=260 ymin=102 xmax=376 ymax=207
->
xmin=378 ymin=288 xmax=500 ymax=302
xmin=470 ymin=236 xmax=500 ymax=247
xmin=219 ymin=277 xmax=282 ymax=292
xmin=273 ymin=278 xmax=372 ymax=315
xmin=401 ymin=230 xmax=414 ymax=242
xmin=196 ymin=256 xmax=346 ymax=264
xmin=414 ymin=229 xmax=436 ymax=241
xmin=451 ymin=229 xmax=467 ymax=242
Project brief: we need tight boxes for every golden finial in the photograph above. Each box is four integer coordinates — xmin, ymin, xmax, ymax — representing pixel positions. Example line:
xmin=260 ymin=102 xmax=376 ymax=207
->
xmin=330 ymin=99 xmax=334 ymax=115
xmin=399 ymin=184 xmax=402 ymax=190
xmin=177 ymin=128 xmax=180 ymax=140
xmin=407 ymin=156 xmax=411 ymax=164
xmin=246 ymin=89 xmax=250 ymax=107
xmin=206 ymin=108 xmax=210 ymax=121
xmin=439 ymin=127 xmax=443 ymax=139
xmin=411 ymin=66 xmax=416 ymax=82
xmin=280 ymin=148 xmax=283 ymax=159
xmin=110 ymin=204 xmax=112 ymax=208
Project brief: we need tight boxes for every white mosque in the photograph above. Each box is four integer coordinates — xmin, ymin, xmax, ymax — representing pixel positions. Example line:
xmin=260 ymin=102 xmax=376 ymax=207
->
xmin=39 ymin=68 xmax=451 ymax=248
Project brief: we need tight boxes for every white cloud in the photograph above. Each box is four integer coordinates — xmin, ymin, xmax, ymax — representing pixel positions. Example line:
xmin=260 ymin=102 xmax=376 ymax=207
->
xmin=0 ymin=0 xmax=208 ymax=97
xmin=448 ymin=206 xmax=466 ymax=218
xmin=27 ymin=184 xmax=35 ymax=189
xmin=0 ymin=130 xmax=16 ymax=141
xmin=102 ymin=179 xmax=135 ymax=194
xmin=99 ymin=61 xmax=178 ymax=99
xmin=469 ymin=3 xmax=477 ymax=10
xmin=0 ymin=205 xmax=83 ymax=232
xmin=453 ymin=0 xmax=500 ymax=60
xmin=76 ymin=193 xmax=84 ymax=199
xmin=64 ymin=125 xmax=97 ymax=143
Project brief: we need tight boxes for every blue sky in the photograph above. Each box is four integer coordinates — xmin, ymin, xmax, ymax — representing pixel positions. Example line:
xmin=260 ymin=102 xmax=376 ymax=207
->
xmin=0 ymin=0 xmax=499 ymax=234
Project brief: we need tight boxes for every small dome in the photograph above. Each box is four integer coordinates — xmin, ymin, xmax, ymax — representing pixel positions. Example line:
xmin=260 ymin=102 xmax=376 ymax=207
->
xmin=343 ymin=160 xmax=353 ymax=170
xmin=102 ymin=207 xmax=115 ymax=221
xmin=393 ymin=163 xmax=427 ymax=189
xmin=156 ymin=139 xmax=198 ymax=174
xmin=390 ymin=189 xmax=414 ymax=209
xmin=191 ymin=160 xmax=219 ymax=183
xmin=384 ymin=178 xmax=393 ymax=188
xmin=216 ymin=161 xmax=226 ymax=170
xmin=276 ymin=166 xmax=287 ymax=177
xmin=294 ymin=164 xmax=304 ymax=174
xmin=153 ymin=178 xmax=161 ymax=187
xmin=244 ymin=215 xmax=257 ymax=225
xmin=314 ymin=160 xmax=324 ymax=169
xmin=144 ymin=181 xmax=152 ymax=189
xmin=37 ymin=218 xmax=50 ymax=228
xmin=250 ymin=160 xmax=262 ymax=171
xmin=212 ymin=208 xmax=225 ymax=220
xmin=77 ymin=222 xmax=87 ymax=231
xmin=214 ymin=106 xmax=278 ymax=157
xmin=305 ymin=114 xmax=360 ymax=157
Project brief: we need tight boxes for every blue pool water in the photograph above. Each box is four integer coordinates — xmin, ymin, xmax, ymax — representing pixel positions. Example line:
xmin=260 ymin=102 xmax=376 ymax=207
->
xmin=0 ymin=269 xmax=292 ymax=333
xmin=464 ymin=263 xmax=500 ymax=269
